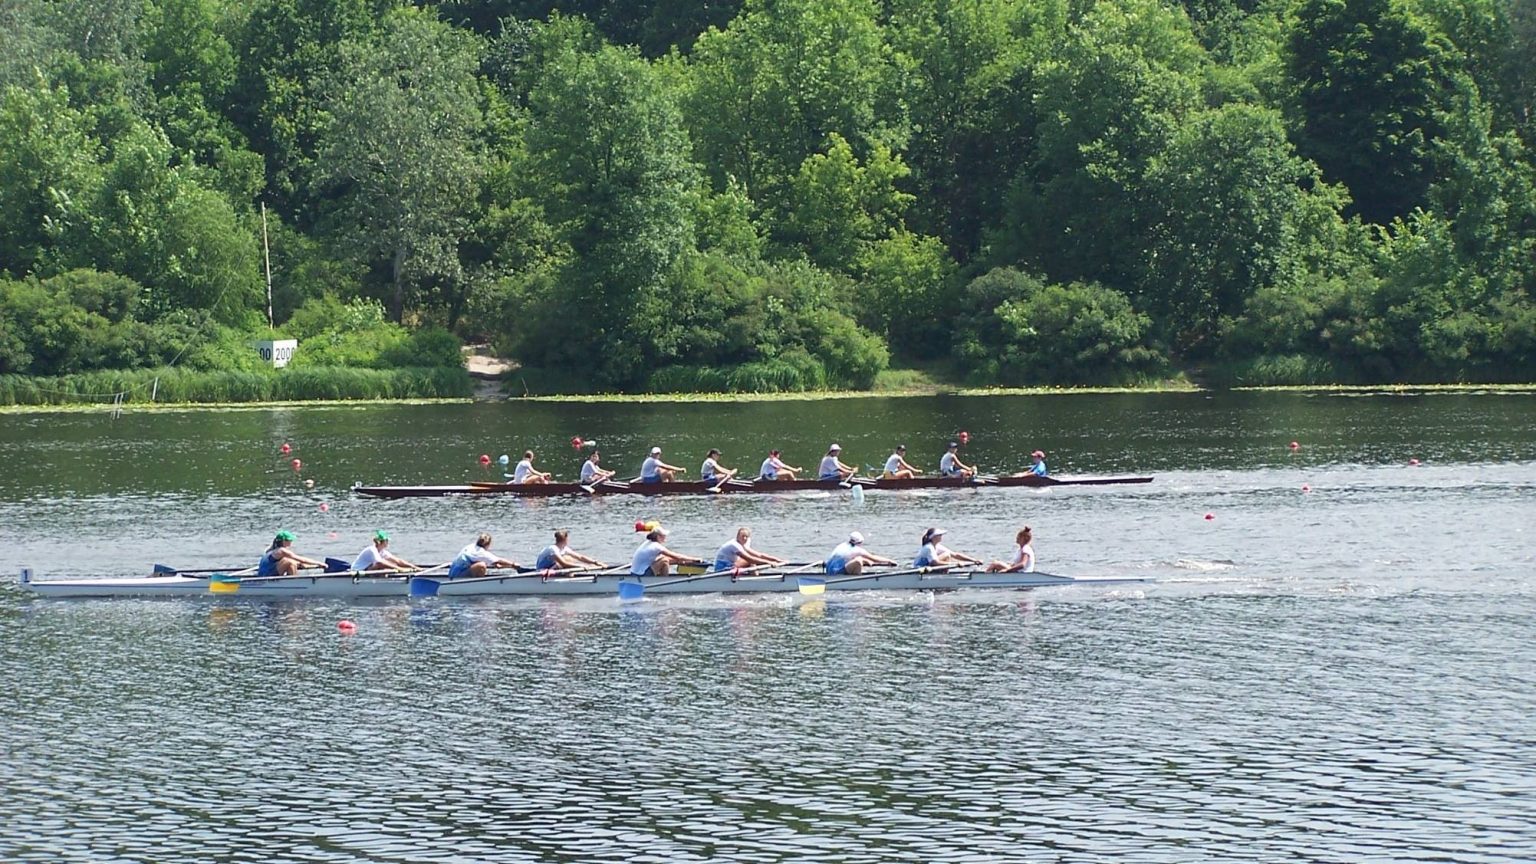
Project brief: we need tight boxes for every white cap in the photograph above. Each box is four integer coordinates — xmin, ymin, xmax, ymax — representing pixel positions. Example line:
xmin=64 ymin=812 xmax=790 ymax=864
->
xmin=650 ymin=447 xmax=662 ymax=455
xmin=829 ymin=443 xmax=842 ymax=451
xmin=931 ymin=527 xmax=948 ymax=537
xmin=848 ymin=531 xmax=864 ymax=545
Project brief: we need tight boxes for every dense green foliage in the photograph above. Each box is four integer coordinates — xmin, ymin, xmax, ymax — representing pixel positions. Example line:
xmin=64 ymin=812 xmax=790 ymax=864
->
xmin=2 ymin=0 xmax=1535 ymax=392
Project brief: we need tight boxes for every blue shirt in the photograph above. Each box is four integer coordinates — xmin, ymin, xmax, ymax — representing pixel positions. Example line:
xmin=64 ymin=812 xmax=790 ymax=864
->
xmin=1030 ymin=460 xmax=1048 ymax=477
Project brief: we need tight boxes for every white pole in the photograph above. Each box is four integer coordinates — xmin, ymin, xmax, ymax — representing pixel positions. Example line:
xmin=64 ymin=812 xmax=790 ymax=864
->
xmin=261 ymin=201 xmax=274 ymax=331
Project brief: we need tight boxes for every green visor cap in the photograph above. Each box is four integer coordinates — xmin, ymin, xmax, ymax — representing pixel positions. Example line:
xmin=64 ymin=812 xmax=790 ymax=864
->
xmin=373 ymin=530 xmax=390 ymax=542
xmin=275 ymin=530 xmax=296 ymax=541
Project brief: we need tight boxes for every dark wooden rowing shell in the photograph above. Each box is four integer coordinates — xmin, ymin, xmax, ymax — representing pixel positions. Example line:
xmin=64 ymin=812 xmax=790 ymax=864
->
xmin=352 ymin=474 xmax=1153 ymax=499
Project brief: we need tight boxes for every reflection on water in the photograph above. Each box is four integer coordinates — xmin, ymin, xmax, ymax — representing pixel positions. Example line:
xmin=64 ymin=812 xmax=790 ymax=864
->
xmin=3 ymin=592 xmax=1534 ymax=862
xmin=2 ymin=393 xmax=1535 ymax=861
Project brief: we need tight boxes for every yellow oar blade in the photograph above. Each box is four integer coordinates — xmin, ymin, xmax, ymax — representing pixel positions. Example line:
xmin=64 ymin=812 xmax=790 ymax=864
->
xmin=797 ymin=577 xmax=826 ymax=596
xmin=209 ymin=576 xmax=240 ymax=594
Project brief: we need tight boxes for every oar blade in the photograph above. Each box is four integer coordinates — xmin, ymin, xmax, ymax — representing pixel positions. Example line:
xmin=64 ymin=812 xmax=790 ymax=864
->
xmin=208 ymin=574 xmax=239 ymax=594
xmin=152 ymin=563 xmax=177 ymax=576
xmin=324 ymin=557 xmax=351 ymax=573
xmin=797 ymin=576 xmax=826 ymax=596
xmin=618 ymin=581 xmax=646 ymax=603
xmin=408 ymin=577 xmax=441 ymax=598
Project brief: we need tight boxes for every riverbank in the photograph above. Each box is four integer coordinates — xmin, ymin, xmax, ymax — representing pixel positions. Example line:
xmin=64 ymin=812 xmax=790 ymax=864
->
xmin=0 ymin=366 xmax=474 ymax=408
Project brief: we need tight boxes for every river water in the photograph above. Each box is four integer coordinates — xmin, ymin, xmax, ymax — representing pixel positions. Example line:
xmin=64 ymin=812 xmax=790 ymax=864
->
xmin=1 ymin=391 xmax=1534 ymax=862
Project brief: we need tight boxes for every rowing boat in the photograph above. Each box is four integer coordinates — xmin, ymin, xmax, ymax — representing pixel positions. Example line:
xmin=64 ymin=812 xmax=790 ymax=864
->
xmin=18 ymin=568 xmax=411 ymax=598
xmin=19 ymin=567 xmax=1146 ymax=599
xmin=353 ymin=474 xmax=1153 ymax=499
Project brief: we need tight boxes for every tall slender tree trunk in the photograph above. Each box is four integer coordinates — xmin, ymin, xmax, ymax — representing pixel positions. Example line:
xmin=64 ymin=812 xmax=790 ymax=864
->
xmin=391 ymin=246 xmax=406 ymax=322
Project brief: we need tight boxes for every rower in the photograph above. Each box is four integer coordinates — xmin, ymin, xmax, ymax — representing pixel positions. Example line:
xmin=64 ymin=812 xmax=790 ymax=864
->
xmin=580 ymin=450 xmax=616 ymax=486
xmin=352 ymin=530 xmax=417 ymax=571
xmin=630 ymin=526 xmax=706 ymax=577
xmin=257 ymin=530 xmax=322 ymax=577
xmin=713 ymin=526 xmax=786 ymax=573
xmin=536 ymin=529 xmax=605 ymax=570
xmin=818 ymin=443 xmax=857 ymax=482
xmin=512 ymin=450 xmax=552 ymax=484
xmin=1027 ymin=450 xmax=1048 ymax=477
xmin=938 ymin=441 xmax=976 ymax=480
xmin=701 ymin=448 xmax=738 ymax=486
xmin=449 ymin=533 xmax=517 ymax=579
xmin=914 ymin=527 xmax=982 ymax=569
xmin=986 ymin=527 xmax=1036 ymax=573
xmin=825 ymin=531 xmax=896 ymax=575
xmin=640 ymin=446 xmax=685 ymax=483
xmin=882 ymin=444 xmax=921 ymax=479
xmin=758 ymin=449 xmax=802 ymax=481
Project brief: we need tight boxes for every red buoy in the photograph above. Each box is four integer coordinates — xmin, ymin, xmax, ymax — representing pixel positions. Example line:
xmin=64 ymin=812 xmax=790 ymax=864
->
xmin=280 ymin=443 xmax=292 ymax=455
xmin=571 ymin=436 xmax=584 ymax=450
xmin=958 ymin=431 xmax=971 ymax=445
xmin=291 ymin=458 xmax=302 ymax=472
xmin=337 ymin=620 xmax=357 ymax=635
xmin=478 ymin=454 xmax=491 ymax=466
xmin=1204 ymin=513 xmax=1215 ymax=521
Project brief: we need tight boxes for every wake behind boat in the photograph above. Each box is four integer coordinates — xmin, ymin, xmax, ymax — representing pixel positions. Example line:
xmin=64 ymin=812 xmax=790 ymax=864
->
xmin=19 ymin=566 xmax=1147 ymax=599
xmin=353 ymin=474 xmax=1153 ymax=499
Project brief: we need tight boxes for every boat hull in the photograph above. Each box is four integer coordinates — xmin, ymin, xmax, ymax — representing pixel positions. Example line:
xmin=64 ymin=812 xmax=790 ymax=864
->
xmin=19 ymin=568 xmax=1144 ymax=599
xmin=18 ymin=569 xmax=408 ymax=598
xmin=354 ymin=474 xmax=1153 ymax=499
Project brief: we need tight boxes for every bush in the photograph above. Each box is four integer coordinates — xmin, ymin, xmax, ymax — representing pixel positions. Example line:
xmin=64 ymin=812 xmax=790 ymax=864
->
xmin=379 ymin=326 xmax=464 ymax=369
xmin=954 ymin=268 xmax=1166 ymax=385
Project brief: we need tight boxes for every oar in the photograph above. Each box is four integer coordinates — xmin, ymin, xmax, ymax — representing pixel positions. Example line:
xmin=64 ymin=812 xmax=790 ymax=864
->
xmin=617 ymin=561 xmax=769 ymax=603
xmin=797 ymin=565 xmax=953 ymax=596
xmin=324 ymin=557 xmax=353 ymax=573
xmin=153 ymin=563 xmax=252 ymax=577
xmin=410 ymin=564 xmax=627 ymax=598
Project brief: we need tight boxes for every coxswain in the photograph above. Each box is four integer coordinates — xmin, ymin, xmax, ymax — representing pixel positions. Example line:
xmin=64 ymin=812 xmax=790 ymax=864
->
xmin=818 ymin=443 xmax=857 ymax=482
xmin=512 ymin=450 xmax=552 ymax=484
xmin=701 ymin=448 xmax=738 ymax=486
xmin=640 ymin=446 xmax=685 ymax=483
xmin=824 ymin=531 xmax=896 ymax=575
xmin=913 ymin=527 xmax=982 ymax=569
xmin=536 ymin=529 xmax=605 ymax=570
xmin=882 ymin=444 xmax=921 ymax=479
xmin=713 ymin=527 xmax=786 ymax=573
xmin=986 ymin=527 xmax=1036 ymax=573
xmin=758 ymin=449 xmax=801 ymax=481
xmin=449 ymin=533 xmax=517 ymax=579
xmin=629 ymin=526 xmax=706 ymax=577
xmin=351 ymin=530 xmax=417 ymax=571
xmin=938 ymin=441 xmax=976 ymax=480
xmin=1027 ymin=450 xmax=1048 ymax=477
xmin=257 ymin=531 xmax=322 ymax=577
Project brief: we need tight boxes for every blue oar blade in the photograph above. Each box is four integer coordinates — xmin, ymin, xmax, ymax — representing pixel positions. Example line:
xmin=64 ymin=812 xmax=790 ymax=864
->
xmin=152 ymin=563 xmax=177 ymax=576
xmin=409 ymin=577 xmax=441 ymax=598
xmin=617 ymin=581 xmax=645 ymax=603
xmin=324 ymin=557 xmax=351 ymax=573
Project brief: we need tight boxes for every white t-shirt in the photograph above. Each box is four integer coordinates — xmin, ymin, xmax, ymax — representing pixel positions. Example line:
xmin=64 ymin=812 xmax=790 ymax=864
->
xmin=760 ymin=457 xmax=780 ymax=478
xmin=513 ymin=459 xmax=535 ymax=482
xmin=939 ymin=452 xmax=961 ymax=476
xmin=580 ymin=459 xmax=600 ymax=482
xmin=714 ymin=539 xmax=749 ymax=570
xmin=631 ymin=540 xmax=667 ymax=575
xmin=641 ymin=456 xmax=662 ymax=478
xmin=701 ymin=457 xmax=722 ymax=479
xmin=884 ymin=454 xmax=903 ymax=473
xmin=1012 ymin=542 xmax=1036 ymax=572
xmin=819 ymin=455 xmax=841 ymax=477
xmin=352 ymin=544 xmax=387 ymax=570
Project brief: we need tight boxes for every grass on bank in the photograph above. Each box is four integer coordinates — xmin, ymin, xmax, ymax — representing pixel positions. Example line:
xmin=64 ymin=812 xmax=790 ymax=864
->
xmin=0 ymin=366 xmax=474 ymax=407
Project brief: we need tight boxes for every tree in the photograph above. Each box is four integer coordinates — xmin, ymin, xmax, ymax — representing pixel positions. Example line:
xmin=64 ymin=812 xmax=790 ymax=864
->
xmin=683 ymin=0 xmax=902 ymax=220
xmin=516 ymin=26 xmax=698 ymax=386
xmin=1141 ymin=103 xmax=1314 ymax=352
xmin=315 ymin=8 xmax=486 ymax=321
xmin=1286 ymin=0 xmax=1457 ymax=224
xmin=0 ymin=82 xmax=101 ymax=278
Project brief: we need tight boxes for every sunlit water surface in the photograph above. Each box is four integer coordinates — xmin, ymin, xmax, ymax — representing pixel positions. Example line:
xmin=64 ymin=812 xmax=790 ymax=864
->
xmin=2 ymin=392 xmax=1534 ymax=862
